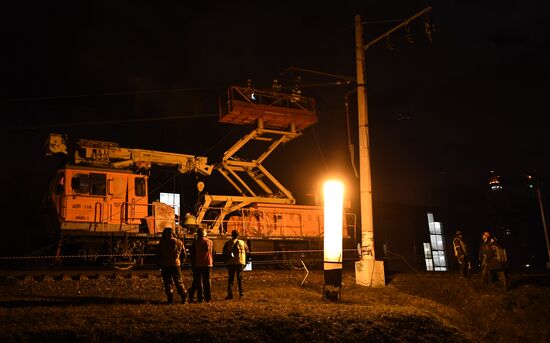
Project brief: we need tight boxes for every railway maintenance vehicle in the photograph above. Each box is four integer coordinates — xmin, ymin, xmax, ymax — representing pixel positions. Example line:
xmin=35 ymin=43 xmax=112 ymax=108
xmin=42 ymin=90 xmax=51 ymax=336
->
xmin=43 ymin=85 xmax=358 ymax=269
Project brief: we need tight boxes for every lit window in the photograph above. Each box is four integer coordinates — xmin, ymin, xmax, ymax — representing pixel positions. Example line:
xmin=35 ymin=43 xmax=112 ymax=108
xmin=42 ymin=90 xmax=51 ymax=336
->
xmin=425 ymin=259 xmax=434 ymax=271
xmin=423 ymin=242 xmax=432 ymax=257
xmin=424 ymin=212 xmax=448 ymax=272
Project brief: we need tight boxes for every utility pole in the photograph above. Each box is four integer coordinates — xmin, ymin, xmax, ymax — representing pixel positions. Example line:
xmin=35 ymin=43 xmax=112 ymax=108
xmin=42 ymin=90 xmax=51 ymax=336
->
xmin=354 ymin=14 xmax=374 ymax=260
xmin=534 ymin=181 xmax=550 ymax=270
xmin=354 ymin=13 xmax=383 ymax=287
xmin=353 ymin=7 xmax=432 ymax=288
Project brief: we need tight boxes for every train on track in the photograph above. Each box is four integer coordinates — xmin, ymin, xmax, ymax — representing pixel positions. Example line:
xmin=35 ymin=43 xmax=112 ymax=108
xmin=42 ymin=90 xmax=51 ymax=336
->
xmin=41 ymin=86 xmax=360 ymax=269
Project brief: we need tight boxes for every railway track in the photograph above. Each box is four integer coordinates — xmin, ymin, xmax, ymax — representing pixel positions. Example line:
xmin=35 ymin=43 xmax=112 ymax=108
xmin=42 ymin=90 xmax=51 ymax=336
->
xmin=0 ymin=265 xmax=160 ymax=283
xmin=0 ymin=266 xmax=321 ymax=285
xmin=0 ymin=248 xmax=360 ymax=282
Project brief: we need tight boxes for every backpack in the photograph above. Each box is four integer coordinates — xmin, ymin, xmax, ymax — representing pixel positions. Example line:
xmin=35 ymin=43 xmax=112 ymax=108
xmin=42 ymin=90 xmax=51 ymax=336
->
xmin=494 ymin=244 xmax=508 ymax=263
xmin=223 ymin=240 xmax=240 ymax=262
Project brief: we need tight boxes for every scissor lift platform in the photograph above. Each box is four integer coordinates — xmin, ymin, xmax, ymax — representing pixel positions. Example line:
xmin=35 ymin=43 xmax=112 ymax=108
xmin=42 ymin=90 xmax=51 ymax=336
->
xmin=219 ymin=86 xmax=317 ymax=131
xmin=197 ymin=85 xmax=317 ymax=233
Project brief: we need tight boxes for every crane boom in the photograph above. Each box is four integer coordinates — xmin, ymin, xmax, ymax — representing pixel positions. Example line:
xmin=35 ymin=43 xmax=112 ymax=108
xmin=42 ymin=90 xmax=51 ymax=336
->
xmin=47 ymin=133 xmax=213 ymax=176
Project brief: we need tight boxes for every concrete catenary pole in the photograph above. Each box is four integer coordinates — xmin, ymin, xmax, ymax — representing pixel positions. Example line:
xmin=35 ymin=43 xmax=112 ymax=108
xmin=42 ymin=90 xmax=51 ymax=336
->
xmin=353 ymin=7 xmax=431 ymax=287
xmin=353 ymin=14 xmax=385 ymax=287
xmin=354 ymin=14 xmax=376 ymax=261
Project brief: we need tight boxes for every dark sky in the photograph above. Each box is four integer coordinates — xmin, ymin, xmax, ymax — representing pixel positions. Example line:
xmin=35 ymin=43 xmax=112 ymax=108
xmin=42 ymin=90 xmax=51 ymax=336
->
xmin=2 ymin=1 xmax=550 ymax=255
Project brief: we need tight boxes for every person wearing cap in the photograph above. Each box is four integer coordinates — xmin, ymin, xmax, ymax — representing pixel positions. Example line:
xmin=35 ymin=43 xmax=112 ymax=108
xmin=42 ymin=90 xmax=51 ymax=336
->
xmin=452 ymin=229 xmax=470 ymax=278
xmin=223 ymin=230 xmax=249 ymax=299
xmin=157 ymin=227 xmax=187 ymax=304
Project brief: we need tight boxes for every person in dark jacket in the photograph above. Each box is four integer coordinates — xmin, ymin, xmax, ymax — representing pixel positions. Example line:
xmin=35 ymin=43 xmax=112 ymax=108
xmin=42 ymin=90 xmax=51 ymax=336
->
xmin=188 ymin=231 xmax=203 ymax=303
xmin=157 ymin=227 xmax=187 ymax=304
xmin=223 ymin=230 xmax=249 ymax=299
xmin=479 ymin=231 xmax=491 ymax=283
xmin=188 ymin=228 xmax=214 ymax=302
xmin=452 ymin=230 xmax=470 ymax=278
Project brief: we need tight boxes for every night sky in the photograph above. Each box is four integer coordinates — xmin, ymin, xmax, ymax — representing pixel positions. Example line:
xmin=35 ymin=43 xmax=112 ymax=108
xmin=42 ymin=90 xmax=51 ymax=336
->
xmin=2 ymin=1 xmax=549 ymax=264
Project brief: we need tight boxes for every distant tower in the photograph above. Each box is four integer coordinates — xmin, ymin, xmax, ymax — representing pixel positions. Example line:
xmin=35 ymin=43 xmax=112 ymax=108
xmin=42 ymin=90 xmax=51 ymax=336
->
xmin=489 ymin=170 xmax=503 ymax=191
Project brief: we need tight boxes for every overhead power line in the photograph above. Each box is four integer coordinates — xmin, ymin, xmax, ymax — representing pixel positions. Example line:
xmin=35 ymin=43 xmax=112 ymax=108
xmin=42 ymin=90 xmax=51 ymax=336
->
xmin=3 ymin=86 xmax=225 ymax=103
xmin=6 ymin=113 xmax=219 ymax=131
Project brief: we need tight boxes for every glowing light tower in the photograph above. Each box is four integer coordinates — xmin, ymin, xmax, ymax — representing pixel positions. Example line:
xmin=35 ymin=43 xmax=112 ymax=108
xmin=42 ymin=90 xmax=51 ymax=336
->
xmin=323 ymin=180 xmax=344 ymax=301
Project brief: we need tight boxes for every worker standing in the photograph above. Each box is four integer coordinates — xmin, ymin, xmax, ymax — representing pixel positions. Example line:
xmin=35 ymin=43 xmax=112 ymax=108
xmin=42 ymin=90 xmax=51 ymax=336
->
xmin=157 ymin=227 xmax=187 ymax=304
xmin=191 ymin=228 xmax=215 ymax=302
xmin=223 ymin=230 xmax=249 ymax=299
xmin=452 ymin=230 xmax=470 ymax=278
xmin=486 ymin=235 xmax=509 ymax=291
xmin=479 ymin=231 xmax=491 ymax=284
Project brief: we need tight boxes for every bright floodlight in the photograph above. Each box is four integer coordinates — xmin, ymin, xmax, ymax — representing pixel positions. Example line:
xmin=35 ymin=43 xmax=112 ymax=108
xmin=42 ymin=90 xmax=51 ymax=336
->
xmin=324 ymin=180 xmax=344 ymax=266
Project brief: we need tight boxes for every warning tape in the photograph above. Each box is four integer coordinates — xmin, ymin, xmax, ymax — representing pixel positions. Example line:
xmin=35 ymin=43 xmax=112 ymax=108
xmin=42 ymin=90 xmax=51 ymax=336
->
xmin=0 ymin=254 xmax=155 ymax=260
xmin=249 ymin=248 xmax=358 ymax=255
xmin=0 ymin=249 xmax=358 ymax=261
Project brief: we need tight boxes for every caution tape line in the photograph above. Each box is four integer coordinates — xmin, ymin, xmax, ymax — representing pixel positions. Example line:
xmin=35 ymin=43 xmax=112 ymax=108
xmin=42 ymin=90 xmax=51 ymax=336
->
xmin=249 ymin=249 xmax=358 ymax=255
xmin=0 ymin=254 xmax=156 ymax=260
xmin=0 ymin=249 xmax=358 ymax=260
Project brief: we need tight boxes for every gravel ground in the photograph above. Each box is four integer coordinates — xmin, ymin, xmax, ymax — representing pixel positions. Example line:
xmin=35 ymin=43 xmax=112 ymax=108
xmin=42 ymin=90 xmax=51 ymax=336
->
xmin=1 ymin=269 xmax=549 ymax=342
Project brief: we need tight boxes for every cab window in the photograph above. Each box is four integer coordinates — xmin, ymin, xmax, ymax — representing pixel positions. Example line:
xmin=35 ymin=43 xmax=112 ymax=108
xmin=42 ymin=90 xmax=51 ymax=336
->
xmin=71 ymin=174 xmax=89 ymax=194
xmin=90 ymin=173 xmax=107 ymax=196
xmin=135 ymin=177 xmax=146 ymax=197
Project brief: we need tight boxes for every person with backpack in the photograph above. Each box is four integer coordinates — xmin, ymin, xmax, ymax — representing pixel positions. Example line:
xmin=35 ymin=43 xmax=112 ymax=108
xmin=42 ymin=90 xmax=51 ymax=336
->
xmin=157 ymin=227 xmax=188 ymax=304
xmin=452 ymin=230 xmax=470 ymax=278
xmin=223 ymin=230 xmax=249 ymax=299
xmin=486 ymin=235 xmax=509 ymax=291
